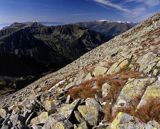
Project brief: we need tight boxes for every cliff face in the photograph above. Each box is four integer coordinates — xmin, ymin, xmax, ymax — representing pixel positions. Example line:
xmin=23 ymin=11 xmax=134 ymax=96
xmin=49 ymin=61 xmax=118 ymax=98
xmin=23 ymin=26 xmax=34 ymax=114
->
xmin=0 ymin=13 xmax=160 ymax=129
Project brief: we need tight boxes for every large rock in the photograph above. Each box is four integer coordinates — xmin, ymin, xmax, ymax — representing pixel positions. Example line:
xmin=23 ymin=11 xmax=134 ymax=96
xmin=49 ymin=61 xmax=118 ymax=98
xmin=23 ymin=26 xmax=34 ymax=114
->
xmin=137 ymin=80 xmax=160 ymax=108
xmin=137 ymin=52 xmax=160 ymax=74
xmin=113 ymin=78 xmax=155 ymax=114
xmin=52 ymin=122 xmax=65 ymax=129
xmin=43 ymin=100 xmax=56 ymax=112
xmin=42 ymin=114 xmax=73 ymax=129
xmin=30 ymin=112 xmax=48 ymax=125
xmin=136 ymin=80 xmax=160 ymax=121
xmin=58 ymin=99 xmax=80 ymax=119
xmin=111 ymin=112 xmax=145 ymax=129
xmin=85 ymin=98 xmax=102 ymax=112
xmin=107 ymin=58 xmax=130 ymax=75
xmin=78 ymin=105 xmax=98 ymax=126
xmin=0 ymin=108 xmax=6 ymax=118
xmin=111 ymin=112 xmax=160 ymax=129
xmin=93 ymin=66 xmax=108 ymax=76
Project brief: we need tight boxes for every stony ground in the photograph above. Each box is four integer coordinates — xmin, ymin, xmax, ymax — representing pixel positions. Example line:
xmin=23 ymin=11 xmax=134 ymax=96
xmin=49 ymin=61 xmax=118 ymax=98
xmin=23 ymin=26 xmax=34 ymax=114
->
xmin=0 ymin=13 xmax=160 ymax=129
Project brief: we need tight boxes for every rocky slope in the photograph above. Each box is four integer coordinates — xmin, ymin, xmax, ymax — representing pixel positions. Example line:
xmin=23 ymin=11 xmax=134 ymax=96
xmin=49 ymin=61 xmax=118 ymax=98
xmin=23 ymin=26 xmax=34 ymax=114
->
xmin=0 ymin=13 xmax=160 ymax=129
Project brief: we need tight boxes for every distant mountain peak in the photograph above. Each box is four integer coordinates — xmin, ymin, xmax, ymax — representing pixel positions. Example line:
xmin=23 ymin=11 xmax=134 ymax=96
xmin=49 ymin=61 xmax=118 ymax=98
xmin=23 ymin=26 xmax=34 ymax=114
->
xmin=28 ymin=22 xmax=45 ymax=27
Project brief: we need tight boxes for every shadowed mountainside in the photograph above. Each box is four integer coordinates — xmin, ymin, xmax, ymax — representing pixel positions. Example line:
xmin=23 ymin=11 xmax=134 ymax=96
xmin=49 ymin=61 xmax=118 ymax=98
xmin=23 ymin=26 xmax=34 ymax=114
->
xmin=0 ymin=23 xmax=108 ymax=95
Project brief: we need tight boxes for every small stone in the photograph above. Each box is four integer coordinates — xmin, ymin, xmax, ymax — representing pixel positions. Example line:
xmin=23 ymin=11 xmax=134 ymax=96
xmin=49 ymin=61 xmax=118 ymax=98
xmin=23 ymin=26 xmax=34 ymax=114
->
xmin=0 ymin=108 xmax=6 ymax=118
xmin=65 ymin=95 xmax=71 ymax=104
xmin=101 ymin=83 xmax=111 ymax=98
xmin=78 ymin=105 xmax=98 ymax=126
xmin=1 ymin=125 xmax=9 ymax=129
xmin=30 ymin=112 xmax=48 ymax=125
xmin=146 ymin=120 xmax=160 ymax=128
xmin=84 ymin=73 xmax=92 ymax=81
xmin=32 ymin=125 xmax=43 ymax=129
xmin=153 ymin=68 xmax=160 ymax=76
xmin=10 ymin=114 xmax=19 ymax=126
xmin=43 ymin=100 xmax=56 ymax=112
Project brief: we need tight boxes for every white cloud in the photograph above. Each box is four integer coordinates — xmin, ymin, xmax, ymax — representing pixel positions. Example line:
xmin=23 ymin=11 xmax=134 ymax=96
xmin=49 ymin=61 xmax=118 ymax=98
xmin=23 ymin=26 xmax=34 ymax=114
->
xmin=125 ymin=0 xmax=160 ymax=7
xmin=92 ymin=0 xmax=159 ymax=22
xmin=145 ymin=0 xmax=160 ymax=7
xmin=93 ymin=0 xmax=131 ymax=13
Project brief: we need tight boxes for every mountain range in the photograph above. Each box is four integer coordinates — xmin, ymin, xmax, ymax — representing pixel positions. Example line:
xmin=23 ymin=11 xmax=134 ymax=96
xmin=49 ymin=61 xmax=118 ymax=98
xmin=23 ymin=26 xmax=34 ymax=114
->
xmin=76 ymin=20 xmax=136 ymax=37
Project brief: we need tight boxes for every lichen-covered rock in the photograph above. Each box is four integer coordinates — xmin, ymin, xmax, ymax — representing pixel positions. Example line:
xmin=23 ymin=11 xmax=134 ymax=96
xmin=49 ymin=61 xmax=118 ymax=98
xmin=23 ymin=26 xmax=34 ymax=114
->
xmin=58 ymin=99 xmax=80 ymax=119
xmin=52 ymin=122 xmax=65 ymax=129
xmin=113 ymin=78 xmax=155 ymax=113
xmin=42 ymin=114 xmax=73 ymax=129
xmin=78 ymin=105 xmax=98 ymax=126
xmin=85 ymin=98 xmax=102 ymax=112
xmin=145 ymin=120 xmax=160 ymax=129
xmin=77 ymin=121 xmax=88 ymax=129
xmin=111 ymin=112 xmax=145 ymax=129
xmin=43 ymin=100 xmax=56 ymax=112
xmin=93 ymin=66 xmax=108 ymax=76
xmin=84 ymin=73 xmax=92 ymax=81
xmin=137 ymin=52 xmax=160 ymax=74
xmin=111 ymin=112 xmax=160 ymax=129
xmin=107 ymin=58 xmax=130 ymax=75
xmin=137 ymin=81 xmax=160 ymax=108
xmin=133 ymin=80 xmax=160 ymax=123
xmin=30 ymin=112 xmax=48 ymax=125
xmin=0 ymin=108 xmax=6 ymax=118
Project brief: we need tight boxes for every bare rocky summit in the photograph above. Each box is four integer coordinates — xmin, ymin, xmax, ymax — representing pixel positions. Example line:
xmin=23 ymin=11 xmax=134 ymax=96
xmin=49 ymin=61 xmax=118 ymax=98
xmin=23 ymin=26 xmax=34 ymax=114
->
xmin=0 ymin=13 xmax=160 ymax=129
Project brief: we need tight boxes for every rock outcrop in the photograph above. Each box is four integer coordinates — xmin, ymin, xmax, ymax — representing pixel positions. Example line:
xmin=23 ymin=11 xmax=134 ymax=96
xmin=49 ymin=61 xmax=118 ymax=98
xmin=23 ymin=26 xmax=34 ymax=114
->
xmin=0 ymin=13 xmax=160 ymax=129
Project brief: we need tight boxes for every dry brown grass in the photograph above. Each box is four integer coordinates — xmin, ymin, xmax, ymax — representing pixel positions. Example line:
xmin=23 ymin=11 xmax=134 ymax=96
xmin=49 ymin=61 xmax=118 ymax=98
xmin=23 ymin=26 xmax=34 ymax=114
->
xmin=68 ymin=70 xmax=143 ymax=101
xmin=68 ymin=69 xmax=147 ymax=122
xmin=135 ymin=98 xmax=160 ymax=123
xmin=68 ymin=79 xmax=97 ymax=99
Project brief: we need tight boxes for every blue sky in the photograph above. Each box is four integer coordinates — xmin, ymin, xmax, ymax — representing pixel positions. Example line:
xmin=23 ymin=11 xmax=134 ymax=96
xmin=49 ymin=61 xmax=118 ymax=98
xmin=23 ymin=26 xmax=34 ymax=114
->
xmin=0 ymin=0 xmax=160 ymax=24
